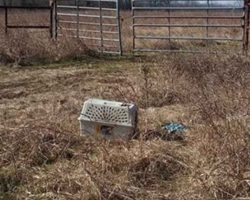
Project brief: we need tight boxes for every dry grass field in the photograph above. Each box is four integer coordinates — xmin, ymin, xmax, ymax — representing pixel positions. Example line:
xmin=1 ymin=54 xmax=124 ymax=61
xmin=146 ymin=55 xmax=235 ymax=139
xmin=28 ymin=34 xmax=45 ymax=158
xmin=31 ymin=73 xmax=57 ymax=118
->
xmin=0 ymin=9 xmax=250 ymax=200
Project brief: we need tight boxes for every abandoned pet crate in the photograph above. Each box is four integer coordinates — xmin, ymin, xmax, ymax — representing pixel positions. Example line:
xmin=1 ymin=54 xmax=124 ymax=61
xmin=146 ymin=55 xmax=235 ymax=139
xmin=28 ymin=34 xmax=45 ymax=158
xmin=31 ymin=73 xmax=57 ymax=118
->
xmin=78 ymin=98 xmax=138 ymax=140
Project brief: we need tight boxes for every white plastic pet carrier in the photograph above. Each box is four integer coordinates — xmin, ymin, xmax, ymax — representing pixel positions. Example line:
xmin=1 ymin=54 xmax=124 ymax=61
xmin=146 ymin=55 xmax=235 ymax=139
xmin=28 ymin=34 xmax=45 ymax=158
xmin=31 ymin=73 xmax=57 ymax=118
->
xmin=78 ymin=98 xmax=138 ymax=140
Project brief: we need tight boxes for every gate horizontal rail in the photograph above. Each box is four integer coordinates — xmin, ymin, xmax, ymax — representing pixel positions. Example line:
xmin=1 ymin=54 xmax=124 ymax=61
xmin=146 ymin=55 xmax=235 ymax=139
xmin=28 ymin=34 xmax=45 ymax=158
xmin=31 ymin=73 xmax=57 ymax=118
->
xmin=59 ymin=20 xmax=118 ymax=26
xmin=133 ymin=16 xmax=244 ymax=19
xmin=60 ymin=27 xmax=118 ymax=34
xmin=132 ymin=7 xmax=244 ymax=10
xmin=57 ymin=5 xmax=116 ymax=11
xmin=57 ymin=13 xmax=117 ymax=19
xmin=0 ymin=6 xmax=51 ymax=9
xmin=135 ymin=36 xmax=242 ymax=41
xmin=133 ymin=24 xmax=243 ymax=28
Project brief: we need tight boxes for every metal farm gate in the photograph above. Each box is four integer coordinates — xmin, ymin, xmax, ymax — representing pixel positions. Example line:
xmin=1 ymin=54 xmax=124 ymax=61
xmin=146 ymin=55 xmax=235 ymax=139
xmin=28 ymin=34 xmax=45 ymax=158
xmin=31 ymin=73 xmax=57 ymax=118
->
xmin=132 ymin=0 xmax=250 ymax=53
xmin=56 ymin=0 xmax=122 ymax=55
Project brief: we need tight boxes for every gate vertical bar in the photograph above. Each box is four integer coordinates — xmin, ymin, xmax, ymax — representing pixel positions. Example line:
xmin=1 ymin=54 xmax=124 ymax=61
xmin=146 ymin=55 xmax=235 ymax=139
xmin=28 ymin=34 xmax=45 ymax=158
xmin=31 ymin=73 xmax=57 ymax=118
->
xmin=5 ymin=7 xmax=8 ymax=34
xmin=116 ymin=0 xmax=123 ymax=56
xmin=242 ymin=0 xmax=248 ymax=54
xmin=246 ymin=0 xmax=250 ymax=54
xmin=247 ymin=0 xmax=250 ymax=53
xmin=132 ymin=0 xmax=135 ymax=51
xmin=76 ymin=0 xmax=80 ymax=39
xmin=168 ymin=0 xmax=171 ymax=49
xmin=54 ymin=0 xmax=58 ymax=39
xmin=50 ymin=3 xmax=53 ymax=38
xmin=99 ymin=0 xmax=104 ymax=53
xmin=206 ymin=0 xmax=210 ymax=50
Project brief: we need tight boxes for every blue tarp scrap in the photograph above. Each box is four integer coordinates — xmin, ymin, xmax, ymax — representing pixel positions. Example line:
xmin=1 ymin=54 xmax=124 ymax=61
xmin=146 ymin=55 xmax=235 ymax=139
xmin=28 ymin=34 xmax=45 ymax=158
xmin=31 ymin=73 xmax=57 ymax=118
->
xmin=162 ymin=123 xmax=188 ymax=134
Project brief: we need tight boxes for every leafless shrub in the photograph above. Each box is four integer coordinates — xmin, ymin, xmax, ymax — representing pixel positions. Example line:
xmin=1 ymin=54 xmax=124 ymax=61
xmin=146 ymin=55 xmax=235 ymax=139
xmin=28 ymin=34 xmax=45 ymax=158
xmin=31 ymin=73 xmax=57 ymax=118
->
xmin=96 ymin=57 xmax=190 ymax=108
xmin=0 ymin=30 xmax=89 ymax=65
xmin=175 ymin=54 xmax=250 ymax=199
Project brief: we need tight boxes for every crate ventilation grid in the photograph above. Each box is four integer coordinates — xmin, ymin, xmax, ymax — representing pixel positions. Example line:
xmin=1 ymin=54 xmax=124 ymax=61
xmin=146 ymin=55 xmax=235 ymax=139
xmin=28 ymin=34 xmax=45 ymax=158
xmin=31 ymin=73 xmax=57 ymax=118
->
xmin=83 ymin=104 xmax=129 ymax=124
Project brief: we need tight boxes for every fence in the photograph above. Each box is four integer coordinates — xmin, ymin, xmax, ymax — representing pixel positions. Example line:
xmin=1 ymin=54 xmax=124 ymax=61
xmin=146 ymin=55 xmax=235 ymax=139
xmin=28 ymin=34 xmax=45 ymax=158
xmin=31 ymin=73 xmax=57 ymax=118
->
xmin=0 ymin=5 xmax=54 ymax=36
xmin=132 ymin=0 xmax=250 ymax=54
xmin=1 ymin=0 xmax=250 ymax=55
xmin=56 ymin=0 xmax=123 ymax=55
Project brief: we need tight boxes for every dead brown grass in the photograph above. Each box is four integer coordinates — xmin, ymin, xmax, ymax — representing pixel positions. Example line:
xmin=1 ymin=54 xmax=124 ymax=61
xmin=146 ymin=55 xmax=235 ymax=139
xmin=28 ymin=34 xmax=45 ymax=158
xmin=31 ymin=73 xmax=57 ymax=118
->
xmin=0 ymin=53 xmax=249 ymax=200
xmin=0 ymin=8 xmax=249 ymax=200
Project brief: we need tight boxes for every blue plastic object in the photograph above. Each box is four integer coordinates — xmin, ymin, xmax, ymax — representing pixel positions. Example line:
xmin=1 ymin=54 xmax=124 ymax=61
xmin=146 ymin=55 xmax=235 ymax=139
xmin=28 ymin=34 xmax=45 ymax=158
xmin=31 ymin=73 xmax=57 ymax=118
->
xmin=162 ymin=123 xmax=187 ymax=134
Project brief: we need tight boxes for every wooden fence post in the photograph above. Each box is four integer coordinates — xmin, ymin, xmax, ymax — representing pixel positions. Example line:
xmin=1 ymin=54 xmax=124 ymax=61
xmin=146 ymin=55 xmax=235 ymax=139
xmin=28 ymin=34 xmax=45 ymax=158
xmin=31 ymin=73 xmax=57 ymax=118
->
xmin=243 ymin=0 xmax=249 ymax=54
